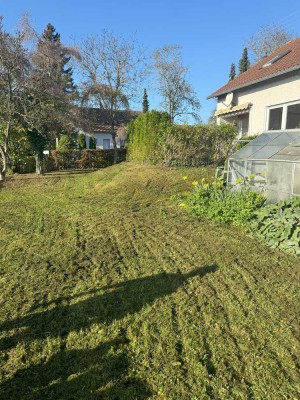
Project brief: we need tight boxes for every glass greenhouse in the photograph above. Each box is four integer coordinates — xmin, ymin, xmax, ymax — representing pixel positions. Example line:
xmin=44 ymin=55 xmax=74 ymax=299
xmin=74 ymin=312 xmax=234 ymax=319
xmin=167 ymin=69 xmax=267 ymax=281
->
xmin=227 ymin=131 xmax=300 ymax=203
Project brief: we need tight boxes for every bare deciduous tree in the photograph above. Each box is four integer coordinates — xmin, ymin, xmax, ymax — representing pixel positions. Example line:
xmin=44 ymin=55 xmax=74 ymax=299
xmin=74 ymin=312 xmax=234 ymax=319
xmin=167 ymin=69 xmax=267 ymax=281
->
xmin=244 ymin=24 xmax=293 ymax=62
xmin=0 ymin=18 xmax=29 ymax=181
xmin=79 ymin=30 xmax=145 ymax=163
xmin=152 ymin=45 xmax=201 ymax=124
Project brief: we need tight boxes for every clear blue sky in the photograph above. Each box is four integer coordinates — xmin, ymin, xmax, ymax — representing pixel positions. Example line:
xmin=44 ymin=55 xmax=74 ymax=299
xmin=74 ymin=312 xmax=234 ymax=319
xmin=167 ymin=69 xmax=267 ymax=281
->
xmin=2 ymin=0 xmax=300 ymax=121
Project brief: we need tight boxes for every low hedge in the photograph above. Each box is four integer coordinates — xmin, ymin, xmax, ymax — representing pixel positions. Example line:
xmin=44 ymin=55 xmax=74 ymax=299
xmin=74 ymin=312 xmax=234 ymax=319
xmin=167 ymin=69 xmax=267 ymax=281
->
xmin=4 ymin=149 xmax=127 ymax=174
xmin=51 ymin=149 xmax=127 ymax=170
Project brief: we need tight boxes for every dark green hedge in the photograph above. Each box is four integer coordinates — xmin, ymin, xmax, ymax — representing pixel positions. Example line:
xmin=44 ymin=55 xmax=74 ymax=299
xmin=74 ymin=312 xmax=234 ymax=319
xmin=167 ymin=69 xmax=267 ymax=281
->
xmin=127 ymin=112 xmax=237 ymax=166
xmin=164 ymin=124 xmax=237 ymax=166
xmin=127 ymin=111 xmax=171 ymax=163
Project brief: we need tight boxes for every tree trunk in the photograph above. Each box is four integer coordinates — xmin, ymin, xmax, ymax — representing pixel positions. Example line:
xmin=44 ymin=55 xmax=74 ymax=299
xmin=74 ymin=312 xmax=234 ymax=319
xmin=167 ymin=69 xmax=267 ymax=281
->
xmin=34 ymin=153 xmax=43 ymax=176
xmin=111 ymin=125 xmax=118 ymax=164
xmin=0 ymin=141 xmax=9 ymax=182
xmin=0 ymin=169 xmax=5 ymax=182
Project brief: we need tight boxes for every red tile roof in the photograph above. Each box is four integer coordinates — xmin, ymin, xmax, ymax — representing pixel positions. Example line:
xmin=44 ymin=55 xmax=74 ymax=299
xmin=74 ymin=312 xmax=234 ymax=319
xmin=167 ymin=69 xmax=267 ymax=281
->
xmin=79 ymin=108 xmax=141 ymax=133
xmin=207 ymin=38 xmax=300 ymax=99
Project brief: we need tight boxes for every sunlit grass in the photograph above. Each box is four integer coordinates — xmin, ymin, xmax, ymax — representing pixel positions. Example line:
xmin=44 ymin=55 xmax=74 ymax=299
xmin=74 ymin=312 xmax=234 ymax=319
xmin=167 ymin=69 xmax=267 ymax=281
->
xmin=0 ymin=162 xmax=300 ymax=399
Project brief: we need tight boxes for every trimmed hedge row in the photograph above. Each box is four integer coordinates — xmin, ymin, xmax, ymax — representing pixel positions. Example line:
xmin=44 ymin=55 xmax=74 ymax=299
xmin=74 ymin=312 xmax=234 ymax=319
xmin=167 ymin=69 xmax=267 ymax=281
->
xmin=10 ymin=149 xmax=127 ymax=174
xmin=127 ymin=112 xmax=238 ymax=166
xmin=51 ymin=149 xmax=126 ymax=170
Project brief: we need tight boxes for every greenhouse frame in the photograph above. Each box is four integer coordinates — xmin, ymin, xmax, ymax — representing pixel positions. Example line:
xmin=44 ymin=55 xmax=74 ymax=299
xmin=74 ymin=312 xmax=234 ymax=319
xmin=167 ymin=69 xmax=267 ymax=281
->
xmin=227 ymin=131 xmax=300 ymax=203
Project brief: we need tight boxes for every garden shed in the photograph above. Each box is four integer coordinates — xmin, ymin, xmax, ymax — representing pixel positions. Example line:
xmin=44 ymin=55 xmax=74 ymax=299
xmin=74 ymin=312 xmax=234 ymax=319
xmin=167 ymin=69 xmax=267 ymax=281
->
xmin=227 ymin=131 xmax=300 ymax=203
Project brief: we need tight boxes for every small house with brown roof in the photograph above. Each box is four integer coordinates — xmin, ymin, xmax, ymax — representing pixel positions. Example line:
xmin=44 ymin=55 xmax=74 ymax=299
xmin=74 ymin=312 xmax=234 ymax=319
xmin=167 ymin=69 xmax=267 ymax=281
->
xmin=79 ymin=108 xmax=140 ymax=149
xmin=208 ymin=38 xmax=300 ymax=138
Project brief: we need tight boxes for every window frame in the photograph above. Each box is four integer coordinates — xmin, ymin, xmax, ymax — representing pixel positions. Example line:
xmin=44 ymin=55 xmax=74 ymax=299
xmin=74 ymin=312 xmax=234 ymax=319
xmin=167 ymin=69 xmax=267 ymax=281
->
xmin=267 ymin=99 xmax=300 ymax=131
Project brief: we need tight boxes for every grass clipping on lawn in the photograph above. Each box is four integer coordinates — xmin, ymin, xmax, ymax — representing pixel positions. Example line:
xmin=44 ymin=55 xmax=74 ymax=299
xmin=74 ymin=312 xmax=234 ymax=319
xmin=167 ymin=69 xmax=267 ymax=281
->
xmin=0 ymin=163 xmax=300 ymax=400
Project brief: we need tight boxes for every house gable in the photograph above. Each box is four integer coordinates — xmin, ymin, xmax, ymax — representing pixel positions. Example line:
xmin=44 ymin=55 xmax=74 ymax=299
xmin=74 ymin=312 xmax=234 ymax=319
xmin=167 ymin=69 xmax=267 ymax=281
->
xmin=209 ymin=39 xmax=300 ymax=137
xmin=208 ymin=38 xmax=300 ymax=99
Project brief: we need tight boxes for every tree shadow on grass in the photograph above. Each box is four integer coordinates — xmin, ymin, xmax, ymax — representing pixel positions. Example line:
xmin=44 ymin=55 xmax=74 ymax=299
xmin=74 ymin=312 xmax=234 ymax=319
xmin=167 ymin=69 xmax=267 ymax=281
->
xmin=0 ymin=265 xmax=218 ymax=399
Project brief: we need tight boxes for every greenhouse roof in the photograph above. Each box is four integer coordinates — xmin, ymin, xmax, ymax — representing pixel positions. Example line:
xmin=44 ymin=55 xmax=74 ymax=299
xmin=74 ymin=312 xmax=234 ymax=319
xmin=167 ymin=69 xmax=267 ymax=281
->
xmin=230 ymin=131 xmax=300 ymax=161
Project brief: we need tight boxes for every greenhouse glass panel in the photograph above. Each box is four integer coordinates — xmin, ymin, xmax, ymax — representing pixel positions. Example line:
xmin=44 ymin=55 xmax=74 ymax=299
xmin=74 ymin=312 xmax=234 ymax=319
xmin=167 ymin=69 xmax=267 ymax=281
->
xmin=271 ymin=154 xmax=300 ymax=161
xmin=270 ymin=144 xmax=300 ymax=160
xmin=293 ymin=164 xmax=300 ymax=195
xmin=230 ymin=145 xmax=262 ymax=159
xmin=270 ymin=131 xmax=300 ymax=145
xmin=245 ymin=161 xmax=267 ymax=176
xmin=267 ymin=162 xmax=293 ymax=194
xmin=245 ymin=161 xmax=267 ymax=188
xmin=249 ymin=145 xmax=284 ymax=159
xmin=228 ymin=160 xmax=245 ymax=180
xmin=253 ymin=132 xmax=280 ymax=145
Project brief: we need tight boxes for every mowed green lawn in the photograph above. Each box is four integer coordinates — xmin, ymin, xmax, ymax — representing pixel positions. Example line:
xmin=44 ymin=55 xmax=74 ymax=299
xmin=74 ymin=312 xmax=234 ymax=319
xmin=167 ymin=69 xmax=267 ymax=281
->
xmin=0 ymin=163 xmax=300 ymax=400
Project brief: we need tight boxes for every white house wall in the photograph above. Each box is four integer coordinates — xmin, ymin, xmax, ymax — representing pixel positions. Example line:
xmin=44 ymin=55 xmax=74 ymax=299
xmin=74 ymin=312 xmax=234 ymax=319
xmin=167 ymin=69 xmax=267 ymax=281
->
xmin=216 ymin=73 xmax=300 ymax=135
xmin=84 ymin=133 xmax=122 ymax=149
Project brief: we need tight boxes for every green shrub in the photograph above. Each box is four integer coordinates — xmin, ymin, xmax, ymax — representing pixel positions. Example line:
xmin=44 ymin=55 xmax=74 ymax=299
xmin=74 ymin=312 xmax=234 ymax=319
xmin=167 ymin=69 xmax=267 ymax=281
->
xmin=183 ymin=179 xmax=265 ymax=226
xmin=250 ymin=197 xmax=300 ymax=256
xmin=51 ymin=149 xmax=126 ymax=170
xmin=13 ymin=156 xmax=36 ymax=173
xmin=127 ymin=116 xmax=237 ymax=166
xmin=78 ymin=133 xmax=86 ymax=149
xmin=164 ymin=124 xmax=237 ymax=167
xmin=42 ymin=155 xmax=57 ymax=172
xmin=57 ymin=135 xmax=72 ymax=151
xmin=51 ymin=150 xmax=75 ymax=169
xmin=89 ymin=136 xmax=96 ymax=149
xmin=127 ymin=111 xmax=171 ymax=163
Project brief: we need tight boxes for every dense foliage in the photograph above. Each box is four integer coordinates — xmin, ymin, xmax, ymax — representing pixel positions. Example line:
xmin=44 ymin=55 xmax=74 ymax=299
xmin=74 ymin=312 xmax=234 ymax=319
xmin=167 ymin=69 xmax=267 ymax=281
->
xmin=183 ymin=178 xmax=265 ymax=226
xmin=127 ymin=110 xmax=171 ymax=163
xmin=127 ymin=114 xmax=237 ymax=166
xmin=78 ymin=133 xmax=86 ymax=149
xmin=250 ymin=197 xmax=300 ymax=255
xmin=164 ymin=124 xmax=237 ymax=166
xmin=51 ymin=149 xmax=127 ymax=170
xmin=89 ymin=136 xmax=97 ymax=149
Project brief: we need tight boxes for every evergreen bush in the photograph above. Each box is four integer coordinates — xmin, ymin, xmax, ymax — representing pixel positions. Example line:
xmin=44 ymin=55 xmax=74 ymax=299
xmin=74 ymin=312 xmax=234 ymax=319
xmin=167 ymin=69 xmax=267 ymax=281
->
xmin=127 ymin=111 xmax=171 ymax=163
xmin=89 ymin=136 xmax=97 ymax=149
xmin=128 ymin=116 xmax=237 ymax=166
xmin=78 ymin=133 xmax=86 ymax=149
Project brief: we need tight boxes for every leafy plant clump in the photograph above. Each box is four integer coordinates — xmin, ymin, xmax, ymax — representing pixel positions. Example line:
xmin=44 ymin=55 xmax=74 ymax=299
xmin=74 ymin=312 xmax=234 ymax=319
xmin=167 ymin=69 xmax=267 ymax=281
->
xmin=183 ymin=179 xmax=265 ymax=226
xmin=250 ymin=197 xmax=300 ymax=255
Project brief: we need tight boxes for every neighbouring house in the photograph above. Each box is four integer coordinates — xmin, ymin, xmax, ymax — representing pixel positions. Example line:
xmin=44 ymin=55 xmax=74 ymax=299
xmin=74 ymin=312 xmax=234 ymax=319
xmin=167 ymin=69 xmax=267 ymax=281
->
xmin=79 ymin=108 xmax=141 ymax=149
xmin=207 ymin=38 xmax=300 ymax=138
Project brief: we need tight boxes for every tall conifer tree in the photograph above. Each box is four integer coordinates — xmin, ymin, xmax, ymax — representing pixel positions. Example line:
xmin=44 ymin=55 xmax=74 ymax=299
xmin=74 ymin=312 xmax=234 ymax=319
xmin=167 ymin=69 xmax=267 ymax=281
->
xmin=142 ymin=88 xmax=149 ymax=112
xmin=239 ymin=48 xmax=250 ymax=74
xmin=38 ymin=23 xmax=75 ymax=93
xmin=229 ymin=63 xmax=236 ymax=80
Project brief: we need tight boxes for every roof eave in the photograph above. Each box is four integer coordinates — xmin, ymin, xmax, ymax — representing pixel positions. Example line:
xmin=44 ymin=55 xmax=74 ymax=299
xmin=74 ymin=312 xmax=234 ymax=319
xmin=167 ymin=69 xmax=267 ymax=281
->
xmin=207 ymin=64 xmax=300 ymax=100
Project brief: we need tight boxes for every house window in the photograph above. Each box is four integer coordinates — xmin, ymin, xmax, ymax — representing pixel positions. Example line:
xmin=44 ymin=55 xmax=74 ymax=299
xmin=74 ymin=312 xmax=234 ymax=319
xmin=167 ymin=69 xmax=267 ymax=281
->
xmin=238 ymin=114 xmax=249 ymax=137
xmin=286 ymin=103 xmax=300 ymax=129
xmin=103 ymin=139 xmax=110 ymax=149
xmin=267 ymin=100 xmax=300 ymax=131
xmin=268 ymin=107 xmax=283 ymax=130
